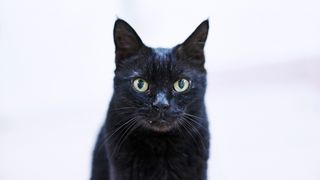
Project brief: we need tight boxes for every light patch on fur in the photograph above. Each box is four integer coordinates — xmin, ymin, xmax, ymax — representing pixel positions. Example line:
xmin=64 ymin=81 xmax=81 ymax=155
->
xmin=153 ymin=48 xmax=171 ymax=62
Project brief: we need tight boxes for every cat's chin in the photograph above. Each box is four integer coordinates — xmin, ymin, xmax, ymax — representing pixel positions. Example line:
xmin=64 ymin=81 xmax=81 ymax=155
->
xmin=146 ymin=120 xmax=175 ymax=133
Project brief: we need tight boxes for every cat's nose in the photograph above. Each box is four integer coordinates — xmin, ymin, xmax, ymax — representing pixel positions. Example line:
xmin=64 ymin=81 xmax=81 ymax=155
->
xmin=152 ymin=92 xmax=169 ymax=111
xmin=152 ymin=101 xmax=169 ymax=111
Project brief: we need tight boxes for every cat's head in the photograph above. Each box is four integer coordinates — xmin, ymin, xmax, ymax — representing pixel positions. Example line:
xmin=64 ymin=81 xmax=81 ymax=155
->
xmin=112 ymin=19 xmax=208 ymax=133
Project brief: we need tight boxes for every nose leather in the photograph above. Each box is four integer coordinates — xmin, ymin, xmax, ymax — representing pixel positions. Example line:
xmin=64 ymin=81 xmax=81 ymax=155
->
xmin=152 ymin=92 xmax=169 ymax=110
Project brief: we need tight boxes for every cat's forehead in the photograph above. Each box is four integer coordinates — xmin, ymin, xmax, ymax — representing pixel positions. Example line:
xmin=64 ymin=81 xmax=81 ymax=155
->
xmin=152 ymin=48 xmax=171 ymax=61
xmin=132 ymin=47 xmax=183 ymax=79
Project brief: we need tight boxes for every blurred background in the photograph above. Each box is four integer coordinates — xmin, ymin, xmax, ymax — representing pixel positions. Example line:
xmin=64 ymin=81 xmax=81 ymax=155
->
xmin=0 ymin=0 xmax=319 ymax=179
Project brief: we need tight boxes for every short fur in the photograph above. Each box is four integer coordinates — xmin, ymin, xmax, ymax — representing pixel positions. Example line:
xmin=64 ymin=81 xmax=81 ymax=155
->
xmin=91 ymin=19 xmax=210 ymax=180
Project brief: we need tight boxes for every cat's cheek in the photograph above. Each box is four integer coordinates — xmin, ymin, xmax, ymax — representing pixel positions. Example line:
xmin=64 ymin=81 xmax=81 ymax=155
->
xmin=167 ymin=106 xmax=183 ymax=115
xmin=172 ymin=93 xmax=192 ymax=105
xmin=127 ymin=87 xmax=149 ymax=103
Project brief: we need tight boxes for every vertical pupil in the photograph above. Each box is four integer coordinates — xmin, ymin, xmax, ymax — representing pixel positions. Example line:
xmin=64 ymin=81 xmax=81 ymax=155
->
xmin=178 ymin=79 xmax=185 ymax=89
xmin=137 ymin=79 xmax=144 ymax=89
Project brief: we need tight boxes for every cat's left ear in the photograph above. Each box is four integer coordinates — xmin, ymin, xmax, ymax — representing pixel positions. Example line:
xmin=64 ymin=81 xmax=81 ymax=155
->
xmin=177 ymin=20 xmax=209 ymax=64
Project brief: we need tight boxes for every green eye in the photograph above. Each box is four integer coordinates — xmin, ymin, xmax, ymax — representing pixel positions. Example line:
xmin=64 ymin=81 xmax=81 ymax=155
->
xmin=132 ymin=78 xmax=148 ymax=92
xmin=173 ymin=79 xmax=190 ymax=92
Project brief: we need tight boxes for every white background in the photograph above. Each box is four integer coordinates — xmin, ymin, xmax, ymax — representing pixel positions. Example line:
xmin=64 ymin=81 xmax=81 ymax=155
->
xmin=1 ymin=0 xmax=320 ymax=179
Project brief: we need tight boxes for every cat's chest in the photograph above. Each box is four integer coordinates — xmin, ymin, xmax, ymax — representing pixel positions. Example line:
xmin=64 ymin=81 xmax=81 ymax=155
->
xmin=114 ymin=152 xmax=198 ymax=180
xmin=112 ymin=137 xmax=204 ymax=180
xmin=115 ymin=137 xmax=195 ymax=163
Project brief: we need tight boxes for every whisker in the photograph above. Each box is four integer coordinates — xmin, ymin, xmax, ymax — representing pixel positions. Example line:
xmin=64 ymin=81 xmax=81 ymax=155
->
xmin=98 ymin=116 xmax=137 ymax=151
xmin=178 ymin=119 xmax=203 ymax=152
xmin=111 ymin=120 xmax=138 ymax=158
xmin=174 ymin=120 xmax=183 ymax=136
xmin=183 ymin=114 xmax=207 ymax=129
xmin=184 ymin=113 xmax=204 ymax=120
xmin=182 ymin=118 xmax=208 ymax=153
xmin=110 ymin=107 xmax=136 ymax=111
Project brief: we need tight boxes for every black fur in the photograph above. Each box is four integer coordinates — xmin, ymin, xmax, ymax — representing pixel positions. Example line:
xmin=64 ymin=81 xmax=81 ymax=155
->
xmin=91 ymin=19 xmax=210 ymax=180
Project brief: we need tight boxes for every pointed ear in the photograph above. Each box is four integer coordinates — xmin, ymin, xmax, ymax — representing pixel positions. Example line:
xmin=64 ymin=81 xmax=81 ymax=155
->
xmin=177 ymin=20 xmax=209 ymax=62
xmin=113 ymin=19 xmax=145 ymax=60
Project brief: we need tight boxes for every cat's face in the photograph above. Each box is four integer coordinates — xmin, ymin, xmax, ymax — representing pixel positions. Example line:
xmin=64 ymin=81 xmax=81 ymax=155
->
xmin=112 ymin=19 xmax=208 ymax=133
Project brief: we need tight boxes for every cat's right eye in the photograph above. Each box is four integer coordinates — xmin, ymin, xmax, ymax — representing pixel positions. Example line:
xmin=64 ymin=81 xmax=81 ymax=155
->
xmin=132 ymin=78 xmax=149 ymax=92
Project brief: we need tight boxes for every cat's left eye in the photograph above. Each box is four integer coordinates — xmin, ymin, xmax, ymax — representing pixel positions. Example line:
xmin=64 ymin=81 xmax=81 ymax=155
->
xmin=132 ymin=78 xmax=149 ymax=92
xmin=173 ymin=78 xmax=190 ymax=92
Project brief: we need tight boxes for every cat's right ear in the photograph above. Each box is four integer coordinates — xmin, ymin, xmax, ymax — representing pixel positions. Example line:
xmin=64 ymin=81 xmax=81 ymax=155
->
xmin=113 ymin=19 xmax=145 ymax=61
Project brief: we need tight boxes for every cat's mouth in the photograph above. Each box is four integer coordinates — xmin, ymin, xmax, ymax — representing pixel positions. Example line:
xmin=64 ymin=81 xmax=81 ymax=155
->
xmin=146 ymin=119 xmax=175 ymax=133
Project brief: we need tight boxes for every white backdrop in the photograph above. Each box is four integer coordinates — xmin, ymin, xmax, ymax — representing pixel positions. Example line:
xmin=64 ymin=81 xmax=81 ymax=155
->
xmin=0 ymin=0 xmax=320 ymax=179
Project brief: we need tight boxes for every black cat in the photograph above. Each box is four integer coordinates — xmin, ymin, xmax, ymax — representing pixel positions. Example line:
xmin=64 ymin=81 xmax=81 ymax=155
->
xmin=91 ymin=19 xmax=210 ymax=180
